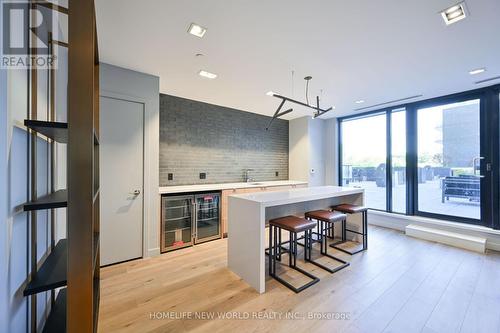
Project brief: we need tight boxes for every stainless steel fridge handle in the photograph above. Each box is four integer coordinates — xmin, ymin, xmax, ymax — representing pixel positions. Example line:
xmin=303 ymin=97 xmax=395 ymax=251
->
xmin=192 ymin=200 xmax=197 ymax=239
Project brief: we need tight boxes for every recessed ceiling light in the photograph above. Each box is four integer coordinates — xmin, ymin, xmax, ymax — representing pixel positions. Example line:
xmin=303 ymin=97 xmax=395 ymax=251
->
xmin=198 ymin=70 xmax=217 ymax=79
xmin=469 ymin=68 xmax=485 ymax=75
xmin=266 ymin=91 xmax=275 ymax=96
xmin=355 ymin=100 xmax=365 ymax=104
xmin=188 ymin=23 xmax=207 ymax=38
xmin=441 ymin=2 xmax=467 ymax=25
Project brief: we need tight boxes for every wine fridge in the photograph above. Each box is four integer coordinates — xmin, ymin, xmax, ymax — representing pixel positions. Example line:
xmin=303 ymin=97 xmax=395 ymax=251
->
xmin=161 ymin=192 xmax=221 ymax=252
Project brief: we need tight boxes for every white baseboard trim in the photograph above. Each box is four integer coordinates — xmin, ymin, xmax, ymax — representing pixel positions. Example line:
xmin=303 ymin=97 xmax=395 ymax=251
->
xmin=486 ymin=240 xmax=500 ymax=252
xmin=406 ymin=224 xmax=486 ymax=253
xmin=146 ymin=247 xmax=161 ymax=257
xmin=368 ymin=210 xmax=500 ymax=252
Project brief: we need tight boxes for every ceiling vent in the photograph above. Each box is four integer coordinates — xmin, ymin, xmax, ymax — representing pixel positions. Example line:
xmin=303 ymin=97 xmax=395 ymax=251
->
xmin=475 ymin=76 xmax=500 ymax=85
xmin=354 ymin=95 xmax=423 ymax=111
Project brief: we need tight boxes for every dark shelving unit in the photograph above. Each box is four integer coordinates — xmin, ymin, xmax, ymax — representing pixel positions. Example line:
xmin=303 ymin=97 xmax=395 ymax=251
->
xmin=24 ymin=119 xmax=68 ymax=143
xmin=23 ymin=189 xmax=67 ymax=211
xmin=67 ymin=0 xmax=101 ymax=331
xmin=24 ymin=239 xmax=67 ymax=296
xmin=42 ymin=289 xmax=67 ymax=333
xmin=23 ymin=1 xmax=100 ymax=332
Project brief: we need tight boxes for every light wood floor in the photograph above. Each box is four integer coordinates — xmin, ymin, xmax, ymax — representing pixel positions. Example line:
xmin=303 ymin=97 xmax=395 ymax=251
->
xmin=98 ymin=226 xmax=500 ymax=333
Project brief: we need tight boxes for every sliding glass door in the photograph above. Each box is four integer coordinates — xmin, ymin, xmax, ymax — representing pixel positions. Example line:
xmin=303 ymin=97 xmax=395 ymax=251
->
xmin=341 ymin=113 xmax=387 ymax=210
xmin=416 ymin=99 xmax=481 ymax=220
xmin=391 ymin=109 xmax=407 ymax=213
xmin=339 ymin=84 xmax=500 ymax=229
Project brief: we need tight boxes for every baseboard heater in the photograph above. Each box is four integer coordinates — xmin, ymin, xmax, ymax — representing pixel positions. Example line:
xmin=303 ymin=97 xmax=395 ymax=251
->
xmin=405 ymin=224 xmax=486 ymax=253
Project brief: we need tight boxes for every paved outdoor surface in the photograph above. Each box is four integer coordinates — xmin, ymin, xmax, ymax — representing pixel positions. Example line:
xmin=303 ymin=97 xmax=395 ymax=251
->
xmin=347 ymin=180 xmax=480 ymax=220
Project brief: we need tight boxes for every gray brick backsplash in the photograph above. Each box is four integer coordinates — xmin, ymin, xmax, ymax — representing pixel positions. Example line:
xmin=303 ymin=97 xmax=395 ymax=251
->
xmin=160 ymin=94 xmax=289 ymax=186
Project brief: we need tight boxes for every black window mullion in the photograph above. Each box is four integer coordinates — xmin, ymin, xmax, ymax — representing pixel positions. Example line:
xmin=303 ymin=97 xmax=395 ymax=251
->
xmin=488 ymin=90 xmax=500 ymax=229
xmin=338 ymin=120 xmax=343 ymax=186
xmin=386 ymin=110 xmax=392 ymax=212
xmin=406 ymin=105 xmax=417 ymax=215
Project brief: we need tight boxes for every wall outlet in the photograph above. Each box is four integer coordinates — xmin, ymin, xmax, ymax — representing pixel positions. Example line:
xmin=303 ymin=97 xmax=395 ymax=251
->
xmin=168 ymin=173 xmax=173 ymax=181
xmin=199 ymin=172 xmax=206 ymax=179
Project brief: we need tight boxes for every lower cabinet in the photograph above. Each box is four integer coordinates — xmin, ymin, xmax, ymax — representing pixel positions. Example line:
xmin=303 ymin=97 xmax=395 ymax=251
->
xmin=161 ymin=192 xmax=221 ymax=253
xmin=221 ymin=184 xmax=307 ymax=236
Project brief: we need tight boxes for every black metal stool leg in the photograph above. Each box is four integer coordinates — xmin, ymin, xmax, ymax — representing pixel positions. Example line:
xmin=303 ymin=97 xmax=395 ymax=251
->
xmin=268 ymin=225 xmax=274 ymax=276
xmin=268 ymin=227 xmax=320 ymax=293
xmin=363 ymin=211 xmax=368 ymax=250
xmin=330 ymin=212 xmax=368 ymax=255
xmin=277 ymin=227 xmax=282 ymax=261
xmin=304 ymin=219 xmax=350 ymax=274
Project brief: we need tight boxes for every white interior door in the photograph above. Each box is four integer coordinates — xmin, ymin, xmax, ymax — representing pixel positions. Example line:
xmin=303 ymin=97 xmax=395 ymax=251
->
xmin=100 ymin=96 xmax=144 ymax=265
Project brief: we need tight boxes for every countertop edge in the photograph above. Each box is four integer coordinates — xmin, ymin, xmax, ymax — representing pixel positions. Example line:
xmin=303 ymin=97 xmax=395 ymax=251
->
xmin=158 ymin=180 xmax=308 ymax=194
xmin=228 ymin=186 xmax=365 ymax=207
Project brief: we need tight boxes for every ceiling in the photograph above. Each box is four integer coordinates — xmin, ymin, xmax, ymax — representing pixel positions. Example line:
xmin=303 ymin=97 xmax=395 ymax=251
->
xmin=95 ymin=0 xmax=500 ymax=119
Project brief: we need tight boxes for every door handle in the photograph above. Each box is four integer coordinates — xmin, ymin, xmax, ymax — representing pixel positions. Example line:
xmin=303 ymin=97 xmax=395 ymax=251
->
xmin=130 ymin=190 xmax=141 ymax=195
xmin=473 ymin=157 xmax=485 ymax=177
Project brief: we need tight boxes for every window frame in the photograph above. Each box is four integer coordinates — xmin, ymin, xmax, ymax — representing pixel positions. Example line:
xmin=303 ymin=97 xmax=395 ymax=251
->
xmin=338 ymin=83 xmax=500 ymax=229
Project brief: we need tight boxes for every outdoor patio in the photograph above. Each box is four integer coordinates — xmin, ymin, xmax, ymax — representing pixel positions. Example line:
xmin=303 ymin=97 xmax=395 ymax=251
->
xmin=349 ymin=179 xmax=480 ymax=220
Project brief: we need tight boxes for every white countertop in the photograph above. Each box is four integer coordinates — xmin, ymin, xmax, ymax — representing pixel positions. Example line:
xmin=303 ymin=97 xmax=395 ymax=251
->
xmin=229 ymin=185 xmax=364 ymax=207
xmin=158 ymin=180 xmax=308 ymax=194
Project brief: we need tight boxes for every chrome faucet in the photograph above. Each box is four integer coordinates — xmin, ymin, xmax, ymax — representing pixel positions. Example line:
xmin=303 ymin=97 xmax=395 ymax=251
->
xmin=244 ymin=169 xmax=255 ymax=182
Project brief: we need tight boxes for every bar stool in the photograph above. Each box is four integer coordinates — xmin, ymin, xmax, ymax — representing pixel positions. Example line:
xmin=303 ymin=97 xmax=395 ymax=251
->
xmin=268 ymin=216 xmax=320 ymax=293
xmin=304 ymin=210 xmax=350 ymax=273
xmin=330 ymin=204 xmax=368 ymax=255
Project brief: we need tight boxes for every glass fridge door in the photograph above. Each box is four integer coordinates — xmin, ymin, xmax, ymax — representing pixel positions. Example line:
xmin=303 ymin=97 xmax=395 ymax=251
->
xmin=194 ymin=193 xmax=221 ymax=243
xmin=162 ymin=195 xmax=194 ymax=252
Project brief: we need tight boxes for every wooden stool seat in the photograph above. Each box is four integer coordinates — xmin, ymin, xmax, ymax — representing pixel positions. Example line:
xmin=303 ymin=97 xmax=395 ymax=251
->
xmin=269 ymin=216 xmax=316 ymax=233
xmin=305 ymin=210 xmax=347 ymax=222
xmin=332 ymin=204 xmax=368 ymax=214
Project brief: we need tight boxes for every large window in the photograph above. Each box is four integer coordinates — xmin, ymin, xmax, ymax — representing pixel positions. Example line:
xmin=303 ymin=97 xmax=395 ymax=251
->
xmin=391 ymin=109 xmax=406 ymax=213
xmin=341 ymin=113 xmax=386 ymax=210
xmin=417 ymin=100 xmax=480 ymax=220
xmin=338 ymin=84 xmax=500 ymax=229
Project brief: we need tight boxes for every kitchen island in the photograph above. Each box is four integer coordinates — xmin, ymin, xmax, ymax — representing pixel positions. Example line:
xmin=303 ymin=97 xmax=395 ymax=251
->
xmin=227 ymin=186 xmax=364 ymax=293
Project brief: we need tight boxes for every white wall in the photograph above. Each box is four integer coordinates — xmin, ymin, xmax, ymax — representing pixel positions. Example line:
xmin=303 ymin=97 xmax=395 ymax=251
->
xmin=289 ymin=116 xmax=339 ymax=186
xmin=100 ymin=63 xmax=160 ymax=257
xmin=289 ymin=116 xmax=309 ymax=182
xmin=324 ymin=118 xmax=339 ymax=185
xmin=308 ymin=117 xmax=326 ymax=186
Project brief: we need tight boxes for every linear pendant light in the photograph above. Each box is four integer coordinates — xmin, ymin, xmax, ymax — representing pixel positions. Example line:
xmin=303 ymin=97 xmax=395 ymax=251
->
xmin=266 ymin=76 xmax=334 ymax=130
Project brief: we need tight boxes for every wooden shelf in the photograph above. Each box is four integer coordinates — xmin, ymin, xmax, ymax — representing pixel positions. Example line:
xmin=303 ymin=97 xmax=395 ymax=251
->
xmin=42 ymin=288 xmax=66 ymax=333
xmin=24 ymin=119 xmax=68 ymax=143
xmin=24 ymin=239 xmax=67 ymax=296
xmin=23 ymin=189 xmax=67 ymax=211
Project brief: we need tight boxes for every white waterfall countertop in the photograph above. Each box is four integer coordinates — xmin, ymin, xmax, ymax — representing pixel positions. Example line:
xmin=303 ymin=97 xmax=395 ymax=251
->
xmin=159 ymin=180 xmax=307 ymax=194
xmin=229 ymin=186 xmax=364 ymax=207
xmin=227 ymin=185 xmax=365 ymax=293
